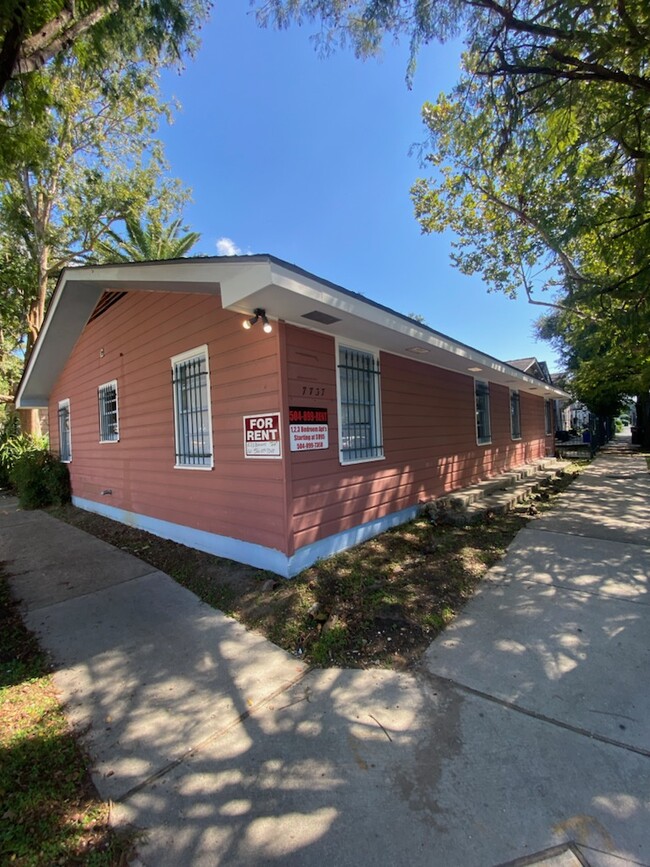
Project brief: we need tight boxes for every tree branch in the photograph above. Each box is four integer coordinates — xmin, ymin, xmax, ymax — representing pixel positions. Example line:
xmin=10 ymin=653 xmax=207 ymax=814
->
xmin=467 ymin=0 xmax=582 ymax=42
xmin=470 ymin=175 xmax=590 ymax=288
xmin=13 ymin=2 xmax=118 ymax=78
xmin=482 ymin=52 xmax=650 ymax=93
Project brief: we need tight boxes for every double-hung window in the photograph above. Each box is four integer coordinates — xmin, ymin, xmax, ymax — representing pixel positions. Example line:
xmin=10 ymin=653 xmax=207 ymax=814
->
xmin=337 ymin=344 xmax=383 ymax=463
xmin=98 ymin=380 xmax=119 ymax=442
xmin=171 ymin=345 xmax=213 ymax=469
xmin=475 ymin=380 xmax=491 ymax=445
xmin=510 ymin=390 xmax=521 ymax=440
xmin=58 ymin=399 xmax=71 ymax=462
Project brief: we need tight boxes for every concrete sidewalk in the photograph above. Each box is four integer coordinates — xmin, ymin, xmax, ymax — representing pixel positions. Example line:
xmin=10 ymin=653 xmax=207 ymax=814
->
xmin=1 ymin=445 xmax=648 ymax=867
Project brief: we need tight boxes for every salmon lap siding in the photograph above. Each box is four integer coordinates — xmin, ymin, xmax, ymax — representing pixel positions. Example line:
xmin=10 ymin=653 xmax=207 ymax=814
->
xmin=286 ymin=325 xmax=549 ymax=552
xmin=49 ymin=295 xmax=552 ymax=564
xmin=49 ymin=290 xmax=289 ymax=554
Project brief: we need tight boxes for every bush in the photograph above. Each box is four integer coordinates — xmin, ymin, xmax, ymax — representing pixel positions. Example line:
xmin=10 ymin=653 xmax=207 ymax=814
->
xmin=10 ymin=450 xmax=71 ymax=509
xmin=0 ymin=423 xmax=49 ymax=488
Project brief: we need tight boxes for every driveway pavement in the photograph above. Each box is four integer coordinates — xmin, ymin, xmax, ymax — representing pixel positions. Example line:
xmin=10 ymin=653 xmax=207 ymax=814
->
xmin=1 ymin=445 xmax=648 ymax=867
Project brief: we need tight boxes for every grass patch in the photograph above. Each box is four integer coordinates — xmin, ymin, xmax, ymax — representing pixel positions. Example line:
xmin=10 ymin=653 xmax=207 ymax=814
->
xmin=48 ymin=465 xmax=583 ymax=670
xmin=0 ymin=574 xmax=135 ymax=866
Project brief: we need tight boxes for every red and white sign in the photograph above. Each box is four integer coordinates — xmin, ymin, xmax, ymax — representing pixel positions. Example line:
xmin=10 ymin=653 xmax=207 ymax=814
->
xmin=243 ymin=413 xmax=282 ymax=459
xmin=289 ymin=406 xmax=329 ymax=452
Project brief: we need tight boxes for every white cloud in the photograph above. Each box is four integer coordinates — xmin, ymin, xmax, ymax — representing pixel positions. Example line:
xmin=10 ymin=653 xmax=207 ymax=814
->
xmin=215 ymin=237 xmax=242 ymax=257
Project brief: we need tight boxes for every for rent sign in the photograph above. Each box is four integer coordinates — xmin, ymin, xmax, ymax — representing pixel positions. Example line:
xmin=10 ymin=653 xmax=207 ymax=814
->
xmin=289 ymin=406 xmax=329 ymax=452
xmin=243 ymin=413 xmax=282 ymax=458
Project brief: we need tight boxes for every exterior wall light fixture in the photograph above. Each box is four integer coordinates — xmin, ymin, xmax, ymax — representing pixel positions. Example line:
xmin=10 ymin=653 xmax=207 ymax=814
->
xmin=243 ymin=308 xmax=272 ymax=333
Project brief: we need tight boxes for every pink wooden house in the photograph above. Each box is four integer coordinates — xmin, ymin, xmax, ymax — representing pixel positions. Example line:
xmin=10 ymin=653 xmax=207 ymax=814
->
xmin=17 ymin=256 xmax=567 ymax=577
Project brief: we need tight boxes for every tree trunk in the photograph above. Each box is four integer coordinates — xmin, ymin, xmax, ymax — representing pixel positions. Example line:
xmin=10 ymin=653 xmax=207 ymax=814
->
xmin=17 ymin=407 xmax=41 ymax=436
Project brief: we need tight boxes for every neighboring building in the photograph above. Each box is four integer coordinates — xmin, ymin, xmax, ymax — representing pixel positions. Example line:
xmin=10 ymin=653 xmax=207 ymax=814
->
xmin=507 ymin=357 xmax=557 ymax=438
xmin=560 ymin=401 xmax=592 ymax=432
xmin=507 ymin=357 xmax=553 ymax=385
xmin=17 ymin=256 xmax=568 ymax=577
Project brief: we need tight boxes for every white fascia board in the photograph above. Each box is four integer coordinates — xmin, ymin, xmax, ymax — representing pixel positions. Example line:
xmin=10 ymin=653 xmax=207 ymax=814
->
xmin=16 ymin=271 xmax=105 ymax=408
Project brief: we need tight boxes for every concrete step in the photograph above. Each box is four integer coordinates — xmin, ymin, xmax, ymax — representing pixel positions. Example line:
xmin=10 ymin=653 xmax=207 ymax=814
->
xmin=424 ymin=458 xmax=570 ymax=525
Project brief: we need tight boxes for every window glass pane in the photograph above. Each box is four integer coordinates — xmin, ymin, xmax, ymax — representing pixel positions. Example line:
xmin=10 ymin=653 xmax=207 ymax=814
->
xmin=98 ymin=382 xmax=119 ymax=442
xmin=338 ymin=346 xmax=383 ymax=462
xmin=545 ymin=400 xmax=553 ymax=435
xmin=58 ymin=401 xmax=71 ymax=462
xmin=172 ymin=350 xmax=212 ymax=467
xmin=475 ymin=380 xmax=491 ymax=444
xmin=510 ymin=390 xmax=521 ymax=439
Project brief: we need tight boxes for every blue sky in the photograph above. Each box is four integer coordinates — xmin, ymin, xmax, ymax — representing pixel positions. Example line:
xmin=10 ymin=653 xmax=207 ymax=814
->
xmin=158 ymin=0 xmax=560 ymax=368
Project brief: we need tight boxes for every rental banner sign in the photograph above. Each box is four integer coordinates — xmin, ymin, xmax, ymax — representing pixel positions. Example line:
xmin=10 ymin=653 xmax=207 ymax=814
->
xmin=289 ymin=406 xmax=329 ymax=452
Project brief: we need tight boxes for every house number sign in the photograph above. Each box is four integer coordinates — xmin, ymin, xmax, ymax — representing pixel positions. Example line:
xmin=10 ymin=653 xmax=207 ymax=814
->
xmin=289 ymin=406 xmax=329 ymax=452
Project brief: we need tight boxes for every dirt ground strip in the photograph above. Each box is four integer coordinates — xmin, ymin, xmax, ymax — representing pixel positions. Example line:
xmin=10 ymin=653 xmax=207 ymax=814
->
xmin=48 ymin=465 xmax=583 ymax=669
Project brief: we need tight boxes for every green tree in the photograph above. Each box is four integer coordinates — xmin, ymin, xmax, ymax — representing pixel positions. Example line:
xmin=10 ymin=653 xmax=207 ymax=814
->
xmin=408 ymin=17 xmax=649 ymax=440
xmin=1 ymin=55 xmax=189 ymax=354
xmin=0 ymin=0 xmax=210 ymax=96
xmin=257 ymin=0 xmax=650 ymax=443
xmin=96 ymin=212 xmax=201 ymax=262
xmin=256 ymin=1 xmax=650 ymax=91
xmin=0 ymin=54 xmax=191 ymax=431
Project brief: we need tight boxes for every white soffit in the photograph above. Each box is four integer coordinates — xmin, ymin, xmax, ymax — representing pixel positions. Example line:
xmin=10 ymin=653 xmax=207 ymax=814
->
xmin=220 ymin=259 xmax=568 ymax=399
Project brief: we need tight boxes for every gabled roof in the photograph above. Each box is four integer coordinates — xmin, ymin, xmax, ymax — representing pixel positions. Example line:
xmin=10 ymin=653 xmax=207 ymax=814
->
xmin=507 ymin=357 xmax=553 ymax=384
xmin=17 ymin=254 xmax=569 ymax=407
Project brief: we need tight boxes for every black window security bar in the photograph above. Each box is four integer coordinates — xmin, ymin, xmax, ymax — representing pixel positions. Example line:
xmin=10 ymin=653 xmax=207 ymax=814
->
xmin=545 ymin=400 xmax=553 ymax=436
xmin=510 ymin=390 xmax=521 ymax=439
xmin=58 ymin=403 xmax=71 ymax=462
xmin=475 ymin=380 xmax=491 ymax=443
xmin=173 ymin=354 xmax=212 ymax=466
xmin=98 ymin=382 xmax=119 ymax=442
xmin=338 ymin=347 xmax=383 ymax=461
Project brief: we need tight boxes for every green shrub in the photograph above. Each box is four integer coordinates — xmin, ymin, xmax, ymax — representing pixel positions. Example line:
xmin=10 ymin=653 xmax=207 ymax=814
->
xmin=0 ymin=424 xmax=49 ymax=488
xmin=10 ymin=450 xmax=71 ymax=509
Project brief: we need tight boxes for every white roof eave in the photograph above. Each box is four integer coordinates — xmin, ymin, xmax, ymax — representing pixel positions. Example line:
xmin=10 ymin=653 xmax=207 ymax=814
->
xmin=17 ymin=256 xmax=570 ymax=408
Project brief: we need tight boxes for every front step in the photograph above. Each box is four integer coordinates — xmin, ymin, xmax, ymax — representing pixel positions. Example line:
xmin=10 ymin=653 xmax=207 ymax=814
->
xmin=424 ymin=458 xmax=569 ymax=524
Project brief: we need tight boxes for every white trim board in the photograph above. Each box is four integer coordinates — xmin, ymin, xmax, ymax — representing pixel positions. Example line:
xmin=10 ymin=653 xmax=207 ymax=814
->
xmin=72 ymin=496 xmax=421 ymax=579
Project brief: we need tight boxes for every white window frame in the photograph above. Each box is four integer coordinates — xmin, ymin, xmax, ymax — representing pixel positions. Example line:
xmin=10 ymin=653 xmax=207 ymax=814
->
xmin=171 ymin=345 xmax=214 ymax=470
xmin=98 ymin=380 xmax=119 ymax=443
xmin=58 ymin=399 xmax=71 ymax=463
xmin=336 ymin=340 xmax=384 ymax=465
xmin=510 ymin=389 xmax=522 ymax=440
xmin=545 ymin=400 xmax=553 ymax=436
xmin=475 ymin=379 xmax=492 ymax=445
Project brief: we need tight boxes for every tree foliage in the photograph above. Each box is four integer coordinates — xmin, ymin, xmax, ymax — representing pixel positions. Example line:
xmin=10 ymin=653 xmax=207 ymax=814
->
xmin=256 ymin=0 xmax=650 ymax=90
xmin=0 ymin=1 xmax=205 ymax=436
xmin=96 ymin=212 xmax=201 ymax=262
xmin=0 ymin=55 xmax=191 ymax=362
xmin=0 ymin=0 xmax=211 ymax=96
xmin=257 ymin=0 xmax=650 ymax=434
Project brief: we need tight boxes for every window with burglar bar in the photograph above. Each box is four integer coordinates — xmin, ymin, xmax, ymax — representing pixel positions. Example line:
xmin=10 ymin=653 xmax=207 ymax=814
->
xmin=545 ymin=400 xmax=553 ymax=435
xmin=171 ymin=346 xmax=213 ymax=468
xmin=98 ymin=381 xmax=119 ymax=442
xmin=475 ymin=380 xmax=492 ymax=445
xmin=510 ymin=389 xmax=521 ymax=440
xmin=337 ymin=345 xmax=383 ymax=463
xmin=58 ymin=399 xmax=71 ymax=462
